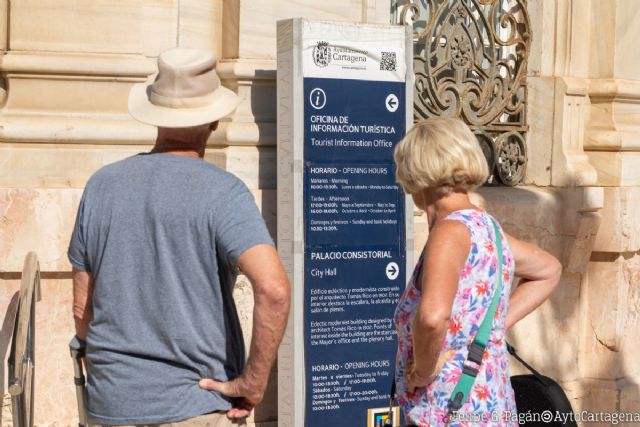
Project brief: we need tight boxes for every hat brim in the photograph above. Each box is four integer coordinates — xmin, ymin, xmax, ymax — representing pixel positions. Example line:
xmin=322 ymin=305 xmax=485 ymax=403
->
xmin=128 ymin=83 xmax=241 ymax=128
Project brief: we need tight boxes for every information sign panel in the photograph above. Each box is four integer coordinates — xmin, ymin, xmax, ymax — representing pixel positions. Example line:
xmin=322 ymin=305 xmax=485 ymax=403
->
xmin=277 ymin=20 xmax=413 ymax=427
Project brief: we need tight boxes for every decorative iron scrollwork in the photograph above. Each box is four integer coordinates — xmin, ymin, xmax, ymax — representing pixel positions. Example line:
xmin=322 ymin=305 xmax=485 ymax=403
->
xmin=475 ymin=130 xmax=496 ymax=177
xmin=496 ymin=131 xmax=527 ymax=185
xmin=396 ymin=0 xmax=531 ymax=185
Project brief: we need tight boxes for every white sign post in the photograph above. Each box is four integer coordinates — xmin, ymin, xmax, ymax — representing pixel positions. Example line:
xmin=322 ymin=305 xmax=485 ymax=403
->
xmin=277 ymin=19 xmax=413 ymax=427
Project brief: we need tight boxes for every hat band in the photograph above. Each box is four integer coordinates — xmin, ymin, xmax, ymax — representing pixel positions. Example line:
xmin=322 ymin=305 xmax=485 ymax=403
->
xmin=149 ymin=90 xmax=221 ymax=109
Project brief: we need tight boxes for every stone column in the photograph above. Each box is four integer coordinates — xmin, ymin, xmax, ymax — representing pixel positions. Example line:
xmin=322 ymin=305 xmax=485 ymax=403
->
xmin=584 ymin=0 xmax=640 ymax=187
xmin=580 ymin=0 xmax=640 ymax=416
xmin=524 ymin=0 xmax=640 ymax=417
xmin=484 ymin=0 xmax=637 ymax=418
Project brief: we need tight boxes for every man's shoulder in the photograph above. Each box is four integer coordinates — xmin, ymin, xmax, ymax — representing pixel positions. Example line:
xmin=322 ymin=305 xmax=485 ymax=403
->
xmin=86 ymin=155 xmax=141 ymax=182
xmin=181 ymin=157 xmax=246 ymax=191
xmin=84 ymin=154 xmax=246 ymax=194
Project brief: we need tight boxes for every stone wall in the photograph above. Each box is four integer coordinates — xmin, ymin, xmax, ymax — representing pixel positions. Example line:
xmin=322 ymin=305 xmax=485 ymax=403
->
xmin=0 ymin=0 xmax=639 ymax=426
xmin=521 ymin=1 xmax=640 ymax=421
xmin=0 ymin=1 xmax=391 ymax=426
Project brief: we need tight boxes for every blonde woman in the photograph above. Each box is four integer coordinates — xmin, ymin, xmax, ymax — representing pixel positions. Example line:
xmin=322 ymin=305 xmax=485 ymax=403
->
xmin=393 ymin=117 xmax=561 ymax=426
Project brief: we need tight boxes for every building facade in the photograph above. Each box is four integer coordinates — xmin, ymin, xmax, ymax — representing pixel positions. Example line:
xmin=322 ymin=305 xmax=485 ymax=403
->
xmin=0 ymin=0 xmax=639 ymax=425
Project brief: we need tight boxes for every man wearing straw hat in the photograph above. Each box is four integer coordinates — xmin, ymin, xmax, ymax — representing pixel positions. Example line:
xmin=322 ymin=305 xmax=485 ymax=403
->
xmin=69 ymin=48 xmax=290 ymax=426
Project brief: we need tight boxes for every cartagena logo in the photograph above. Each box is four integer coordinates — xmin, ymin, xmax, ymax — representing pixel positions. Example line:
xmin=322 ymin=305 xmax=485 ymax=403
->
xmin=313 ymin=41 xmax=332 ymax=67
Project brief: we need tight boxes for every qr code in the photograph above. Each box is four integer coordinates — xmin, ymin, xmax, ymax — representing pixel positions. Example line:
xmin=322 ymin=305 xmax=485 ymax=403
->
xmin=380 ymin=51 xmax=397 ymax=71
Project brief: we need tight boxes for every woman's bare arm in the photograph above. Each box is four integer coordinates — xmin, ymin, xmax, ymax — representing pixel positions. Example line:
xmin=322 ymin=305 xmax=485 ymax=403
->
xmin=504 ymin=234 xmax=562 ymax=329
xmin=409 ymin=220 xmax=469 ymax=387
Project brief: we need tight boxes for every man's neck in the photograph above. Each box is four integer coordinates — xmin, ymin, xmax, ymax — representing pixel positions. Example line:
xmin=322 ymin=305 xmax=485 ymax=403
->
xmin=152 ymin=150 xmax=202 ymax=158
xmin=153 ymin=124 xmax=215 ymax=158
xmin=151 ymin=140 xmax=205 ymax=158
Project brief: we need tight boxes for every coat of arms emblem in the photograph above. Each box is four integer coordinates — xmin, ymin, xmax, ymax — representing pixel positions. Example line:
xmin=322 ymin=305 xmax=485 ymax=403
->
xmin=312 ymin=41 xmax=331 ymax=67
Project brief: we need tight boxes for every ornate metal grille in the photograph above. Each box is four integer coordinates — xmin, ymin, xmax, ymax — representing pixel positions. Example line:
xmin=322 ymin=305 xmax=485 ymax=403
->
xmin=393 ymin=0 xmax=531 ymax=185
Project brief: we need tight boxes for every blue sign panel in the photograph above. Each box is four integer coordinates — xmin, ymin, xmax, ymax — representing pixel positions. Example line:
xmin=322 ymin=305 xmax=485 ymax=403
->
xmin=304 ymin=77 xmax=406 ymax=427
xmin=304 ymin=78 xmax=404 ymax=163
xmin=305 ymin=164 xmax=403 ymax=248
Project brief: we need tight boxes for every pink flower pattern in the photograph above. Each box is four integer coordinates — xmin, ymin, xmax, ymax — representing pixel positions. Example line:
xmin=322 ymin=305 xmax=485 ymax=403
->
xmin=394 ymin=210 xmax=517 ymax=426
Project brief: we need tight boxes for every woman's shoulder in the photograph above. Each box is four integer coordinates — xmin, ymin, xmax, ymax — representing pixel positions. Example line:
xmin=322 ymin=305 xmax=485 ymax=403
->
xmin=427 ymin=214 xmax=474 ymax=256
xmin=443 ymin=209 xmax=489 ymax=232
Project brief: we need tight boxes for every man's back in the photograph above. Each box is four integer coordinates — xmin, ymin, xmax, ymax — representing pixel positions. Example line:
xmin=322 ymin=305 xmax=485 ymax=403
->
xmin=68 ymin=153 xmax=273 ymax=424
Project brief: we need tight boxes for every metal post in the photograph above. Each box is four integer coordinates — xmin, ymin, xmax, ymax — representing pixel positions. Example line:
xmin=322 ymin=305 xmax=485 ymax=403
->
xmin=69 ymin=336 xmax=89 ymax=427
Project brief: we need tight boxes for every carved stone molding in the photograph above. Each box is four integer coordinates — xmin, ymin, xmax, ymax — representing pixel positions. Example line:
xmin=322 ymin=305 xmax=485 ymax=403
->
xmin=0 ymin=52 xmax=156 ymax=145
xmin=583 ymin=78 xmax=640 ymax=186
xmin=0 ymin=114 xmax=155 ymax=145
xmin=586 ymin=79 xmax=640 ymax=152
xmin=585 ymin=79 xmax=640 ymax=186
xmin=0 ymin=55 xmax=279 ymax=148
xmin=551 ymin=77 xmax=598 ymax=187
xmin=0 ymin=51 xmax=156 ymax=79
xmin=213 ymin=59 xmax=277 ymax=147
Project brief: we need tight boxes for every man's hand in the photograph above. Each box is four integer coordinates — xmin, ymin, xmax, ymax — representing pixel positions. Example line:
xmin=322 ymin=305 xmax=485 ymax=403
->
xmin=199 ymin=375 xmax=263 ymax=419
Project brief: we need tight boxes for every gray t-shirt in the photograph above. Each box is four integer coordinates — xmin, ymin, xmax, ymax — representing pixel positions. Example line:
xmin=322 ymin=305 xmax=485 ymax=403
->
xmin=68 ymin=153 xmax=273 ymax=425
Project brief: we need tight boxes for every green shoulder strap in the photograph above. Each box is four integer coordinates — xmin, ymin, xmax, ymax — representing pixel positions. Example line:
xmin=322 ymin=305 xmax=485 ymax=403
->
xmin=447 ymin=220 xmax=503 ymax=415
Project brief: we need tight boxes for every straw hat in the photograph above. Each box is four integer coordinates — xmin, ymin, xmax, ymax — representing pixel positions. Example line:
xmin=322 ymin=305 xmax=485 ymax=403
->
xmin=128 ymin=48 xmax=240 ymax=128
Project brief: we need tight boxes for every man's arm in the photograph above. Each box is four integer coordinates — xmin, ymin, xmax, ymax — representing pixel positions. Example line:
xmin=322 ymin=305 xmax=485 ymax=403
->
xmin=72 ymin=267 xmax=94 ymax=340
xmin=199 ymin=244 xmax=291 ymax=419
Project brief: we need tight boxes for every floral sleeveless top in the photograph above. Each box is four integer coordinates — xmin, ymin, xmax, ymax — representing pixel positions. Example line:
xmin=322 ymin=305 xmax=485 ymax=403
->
xmin=394 ymin=210 xmax=517 ymax=426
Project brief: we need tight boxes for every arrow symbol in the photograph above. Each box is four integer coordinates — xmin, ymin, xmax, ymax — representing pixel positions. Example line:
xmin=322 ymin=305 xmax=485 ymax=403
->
xmin=385 ymin=94 xmax=399 ymax=112
xmin=386 ymin=262 xmax=399 ymax=280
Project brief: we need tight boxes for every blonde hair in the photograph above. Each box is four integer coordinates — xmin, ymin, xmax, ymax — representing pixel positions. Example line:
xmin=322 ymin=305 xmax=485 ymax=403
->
xmin=394 ymin=117 xmax=489 ymax=196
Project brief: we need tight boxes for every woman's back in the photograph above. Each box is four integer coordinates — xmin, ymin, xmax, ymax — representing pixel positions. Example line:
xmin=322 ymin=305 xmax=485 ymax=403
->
xmin=394 ymin=209 xmax=517 ymax=426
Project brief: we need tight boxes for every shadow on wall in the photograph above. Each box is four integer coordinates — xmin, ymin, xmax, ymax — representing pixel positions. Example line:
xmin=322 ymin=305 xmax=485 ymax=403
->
xmin=254 ymin=185 xmax=279 ymax=425
xmin=253 ymin=69 xmax=278 ymax=192
xmin=476 ymin=184 xmax=640 ymax=417
xmin=246 ymin=68 xmax=279 ymax=425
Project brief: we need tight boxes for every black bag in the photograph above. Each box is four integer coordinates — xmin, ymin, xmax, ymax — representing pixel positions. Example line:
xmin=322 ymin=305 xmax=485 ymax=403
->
xmin=387 ymin=345 xmax=576 ymax=427
xmin=508 ymin=344 xmax=577 ymax=427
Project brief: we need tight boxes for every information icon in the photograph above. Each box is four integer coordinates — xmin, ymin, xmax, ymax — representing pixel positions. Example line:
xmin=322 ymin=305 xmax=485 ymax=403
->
xmin=386 ymin=262 xmax=399 ymax=280
xmin=310 ymin=88 xmax=327 ymax=110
